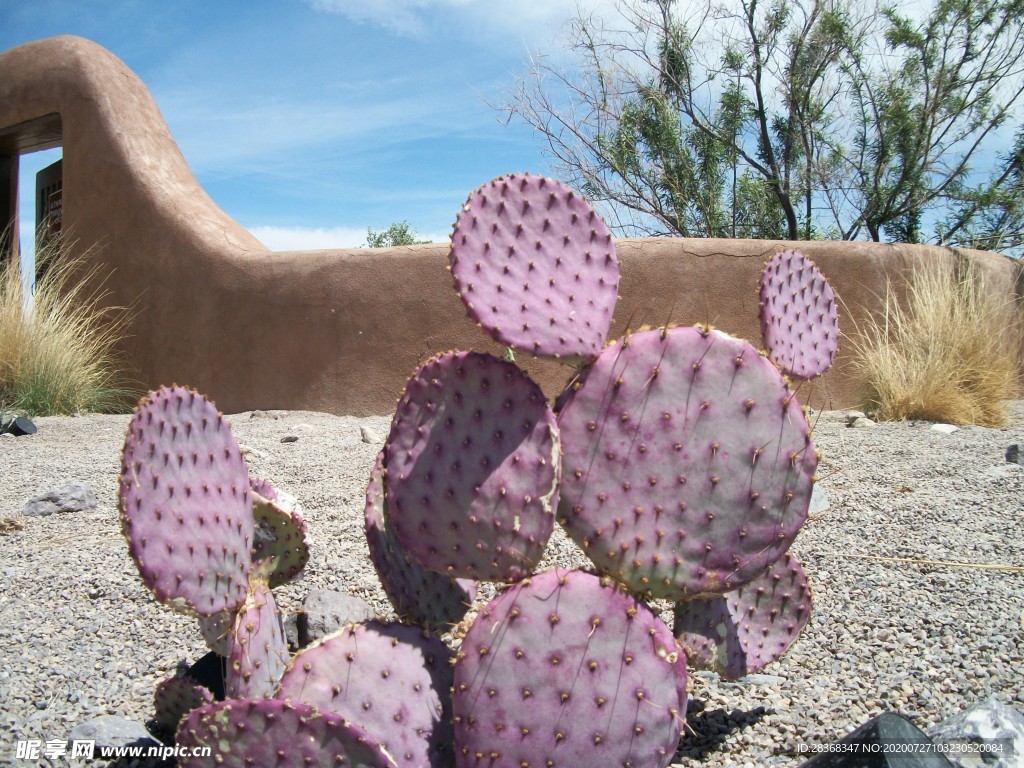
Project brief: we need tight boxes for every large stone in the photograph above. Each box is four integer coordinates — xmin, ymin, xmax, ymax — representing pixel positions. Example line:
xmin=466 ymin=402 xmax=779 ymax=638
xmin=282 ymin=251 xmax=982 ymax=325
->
xmin=928 ymin=696 xmax=1024 ymax=768
xmin=23 ymin=482 xmax=97 ymax=517
xmin=68 ymin=715 xmax=159 ymax=750
xmin=286 ymin=589 xmax=376 ymax=648
xmin=1006 ymin=444 xmax=1022 ymax=465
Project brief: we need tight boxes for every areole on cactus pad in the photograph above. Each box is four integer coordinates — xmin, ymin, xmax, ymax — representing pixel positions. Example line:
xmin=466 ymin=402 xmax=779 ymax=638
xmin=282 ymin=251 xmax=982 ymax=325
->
xmin=556 ymin=326 xmax=817 ymax=600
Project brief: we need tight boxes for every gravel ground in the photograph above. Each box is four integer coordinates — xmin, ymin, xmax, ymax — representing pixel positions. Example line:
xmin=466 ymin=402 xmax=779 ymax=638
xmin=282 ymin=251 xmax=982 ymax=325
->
xmin=0 ymin=402 xmax=1021 ymax=767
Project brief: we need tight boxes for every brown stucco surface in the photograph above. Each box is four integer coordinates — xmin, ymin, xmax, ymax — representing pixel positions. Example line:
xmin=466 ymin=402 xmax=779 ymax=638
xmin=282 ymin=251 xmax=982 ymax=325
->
xmin=1 ymin=36 xmax=1021 ymax=415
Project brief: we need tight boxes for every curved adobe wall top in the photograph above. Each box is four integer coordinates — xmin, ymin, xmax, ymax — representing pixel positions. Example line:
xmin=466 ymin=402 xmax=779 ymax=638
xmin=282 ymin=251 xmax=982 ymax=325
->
xmin=0 ymin=35 xmax=1019 ymax=415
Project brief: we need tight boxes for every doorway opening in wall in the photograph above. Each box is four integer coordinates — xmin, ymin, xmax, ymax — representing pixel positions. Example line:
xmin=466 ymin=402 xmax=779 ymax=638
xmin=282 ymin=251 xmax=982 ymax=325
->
xmin=18 ymin=146 xmax=63 ymax=296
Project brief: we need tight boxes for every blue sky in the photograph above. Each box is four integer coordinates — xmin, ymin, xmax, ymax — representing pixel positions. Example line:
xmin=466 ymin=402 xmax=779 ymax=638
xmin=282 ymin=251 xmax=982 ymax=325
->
xmin=1 ymin=0 xmax=616 ymax=260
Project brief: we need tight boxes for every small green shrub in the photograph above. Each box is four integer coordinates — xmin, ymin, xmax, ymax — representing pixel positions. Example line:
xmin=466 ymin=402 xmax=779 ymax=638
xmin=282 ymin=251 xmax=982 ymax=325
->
xmin=851 ymin=258 xmax=1020 ymax=427
xmin=0 ymin=236 xmax=138 ymax=416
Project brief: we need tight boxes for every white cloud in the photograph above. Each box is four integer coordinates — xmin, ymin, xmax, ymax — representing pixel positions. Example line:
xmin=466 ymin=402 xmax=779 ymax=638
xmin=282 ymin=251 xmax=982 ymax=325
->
xmin=309 ymin=0 xmax=619 ymax=46
xmin=246 ymin=225 xmax=450 ymax=250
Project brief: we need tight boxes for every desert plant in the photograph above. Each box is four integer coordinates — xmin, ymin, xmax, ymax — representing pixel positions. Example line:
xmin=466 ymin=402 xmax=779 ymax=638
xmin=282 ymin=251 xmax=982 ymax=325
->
xmin=851 ymin=257 xmax=1020 ymax=426
xmin=0 ymin=235 xmax=137 ymax=416
xmin=118 ymin=175 xmax=837 ymax=768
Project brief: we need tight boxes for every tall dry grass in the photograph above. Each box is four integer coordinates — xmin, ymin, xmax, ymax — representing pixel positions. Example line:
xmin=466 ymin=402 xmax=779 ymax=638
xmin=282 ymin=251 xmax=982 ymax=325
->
xmin=851 ymin=258 xmax=1022 ymax=427
xmin=0 ymin=237 xmax=137 ymax=416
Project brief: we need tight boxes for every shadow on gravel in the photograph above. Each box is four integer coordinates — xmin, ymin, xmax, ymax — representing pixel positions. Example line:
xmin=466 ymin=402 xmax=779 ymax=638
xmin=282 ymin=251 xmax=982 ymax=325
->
xmin=676 ymin=697 xmax=772 ymax=760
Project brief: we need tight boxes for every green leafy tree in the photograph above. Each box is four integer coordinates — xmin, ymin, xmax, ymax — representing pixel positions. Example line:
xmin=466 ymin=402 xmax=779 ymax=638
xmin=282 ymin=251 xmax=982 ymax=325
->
xmin=502 ymin=0 xmax=1024 ymax=254
xmin=363 ymin=221 xmax=430 ymax=248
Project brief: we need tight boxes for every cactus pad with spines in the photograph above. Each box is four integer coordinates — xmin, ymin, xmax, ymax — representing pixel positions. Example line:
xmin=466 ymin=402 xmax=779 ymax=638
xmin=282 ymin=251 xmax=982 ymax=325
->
xmin=449 ymin=173 xmax=619 ymax=362
xmin=556 ymin=327 xmax=816 ymax=600
xmin=251 ymin=489 xmax=309 ymax=588
xmin=196 ymin=610 xmax=232 ymax=656
xmin=153 ymin=676 xmax=214 ymax=737
xmin=277 ymin=621 xmax=454 ymax=768
xmin=452 ymin=568 xmax=687 ymax=768
xmin=759 ymin=249 xmax=838 ymax=380
xmin=385 ymin=351 xmax=558 ymax=582
xmin=225 ymin=578 xmax=288 ymax=699
xmin=365 ymin=448 xmax=476 ymax=631
xmin=119 ymin=386 xmax=253 ymax=617
xmin=674 ymin=553 xmax=812 ymax=680
xmin=177 ymin=698 xmax=397 ymax=767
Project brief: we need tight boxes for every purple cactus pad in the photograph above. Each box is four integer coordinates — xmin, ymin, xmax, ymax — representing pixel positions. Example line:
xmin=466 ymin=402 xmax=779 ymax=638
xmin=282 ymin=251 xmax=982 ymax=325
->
xmin=673 ymin=552 xmax=813 ymax=680
xmin=225 ymin=578 xmax=288 ymax=699
xmin=556 ymin=327 xmax=816 ymax=599
xmin=449 ymin=173 xmax=619 ymax=362
xmin=153 ymin=676 xmax=214 ymax=736
xmin=277 ymin=621 xmax=454 ymax=768
xmin=759 ymin=249 xmax=838 ymax=380
xmin=119 ymin=386 xmax=253 ymax=616
xmin=251 ymin=489 xmax=309 ymax=588
xmin=177 ymin=698 xmax=397 ymax=767
xmin=385 ymin=351 xmax=558 ymax=582
xmin=365 ymin=448 xmax=476 ymax=631
xmin=453 ymin=568 xmax=687 ymax=768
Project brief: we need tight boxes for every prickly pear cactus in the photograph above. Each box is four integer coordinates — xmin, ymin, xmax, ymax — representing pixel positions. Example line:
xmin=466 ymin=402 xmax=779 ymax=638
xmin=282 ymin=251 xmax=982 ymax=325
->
xmin=452 ymin=568 xmax=687 ymax=768
xmin=119 ymin=385 xmax=253 ymax=617
xmin=177 ymin=698 xmax=398 ymax=767
xmin=759 ymin=249 xmax=838 ymax=380
xmin=251 ymin=489 xmax=309 ymax=588
xmin=556 ymin=326 xmax=816 ymax=600
xmin=153 ymin=676 xmax=213 ymax=737
xmin=449 ymin=172 xmax=619 ymax=362
xmin=384 ymin=351 xmax=559 ymax=582
xmin=673 ymin=552 xmax=812 ymax=680
xmin=365 ymin=448 xmax=476 ymax=631
xmin=276 ymin=621 xmax=454 ymax=768
xmin=225 ymin=578 xmax=288 ymax=699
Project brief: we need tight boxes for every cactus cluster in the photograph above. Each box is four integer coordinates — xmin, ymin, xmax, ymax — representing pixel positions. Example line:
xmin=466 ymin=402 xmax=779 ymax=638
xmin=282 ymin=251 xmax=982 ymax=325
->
xmin=117 ymin=172 xmax=837 ymax=767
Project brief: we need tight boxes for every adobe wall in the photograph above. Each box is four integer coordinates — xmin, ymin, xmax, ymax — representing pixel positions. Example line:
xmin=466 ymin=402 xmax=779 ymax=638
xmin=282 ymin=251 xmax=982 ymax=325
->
xmin=1 ymin=36 xmax=1020 ymax=416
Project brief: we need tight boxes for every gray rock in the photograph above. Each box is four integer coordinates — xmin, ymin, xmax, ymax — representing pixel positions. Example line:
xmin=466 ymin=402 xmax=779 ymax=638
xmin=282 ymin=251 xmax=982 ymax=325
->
xmin=849 ymin=417 xmax=876 ymax=428
xmin=69 ymin=715 xmax=159 ymax=750
xmin=844 ymin=410 xmax=867 ymax=424
xmin=726 ymin=673 xmax=785 ymax=686
xmin=281 ymin=435 xmax=299 ymax=443
xmin=809 ymin=485 xmax=830 ymax=515
xmin=985 ymin=464 xmax=1022 ymax=479
xmin=1006 ymin=444 xmax=1022 ymax=465
xmin=23 ymin=483 xmax=97 ymax=517
xmin=250 ymin=410 xmax=288 ymax=420
xmin=928 ymin=696 xmax=1024 ymax=768
xmin=290 ymin=589 xmax=376 ymax=648
xmin=238 ymin=443 xmax=268 ymax=460
xmin=360 ymin=425 xmax=383 ymax=444
xmin=931 ymin=423 xmax=959 ymax=434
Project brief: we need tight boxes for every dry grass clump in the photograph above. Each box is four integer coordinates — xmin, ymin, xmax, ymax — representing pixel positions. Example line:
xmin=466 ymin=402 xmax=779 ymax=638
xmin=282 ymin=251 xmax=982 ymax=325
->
xmin=851 ymin=258 xmax=1021 ymax=427
xmin=0 ymin=237 xmax=137 ymax=416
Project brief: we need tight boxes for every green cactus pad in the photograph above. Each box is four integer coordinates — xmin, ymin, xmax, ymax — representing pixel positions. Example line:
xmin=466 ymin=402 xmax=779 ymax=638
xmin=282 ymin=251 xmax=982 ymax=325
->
xmin=759 ymin=249 xmax=838 ymax=380
xmin=225 ymin=578 xmax=288 ymax=699
xmin=119 ymin=386 xmax=253 ymax=617
xmin=449 ymin=173 xmax=619 ymax=362
xmin=251 ymin=488 xmax=309 ymax=588
xmin=277 ymin=621 xmax=454 ymax=768
xmin=153 ymin=676 xmax=214 ymax=737
xmin=673 ymin=553 xmax=812 ymax=680
xmin=365 ymin=448 xmax=476 ymax=632
xmin=453 ymin=568 xmax=687 ymax=768
xmin=556 ymin=327 xmax=816 ymax=600
xmin=177 ymin=698 xmax=397 ymax=767
xmin=385 ymin=351 xmax=558 ymax=582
